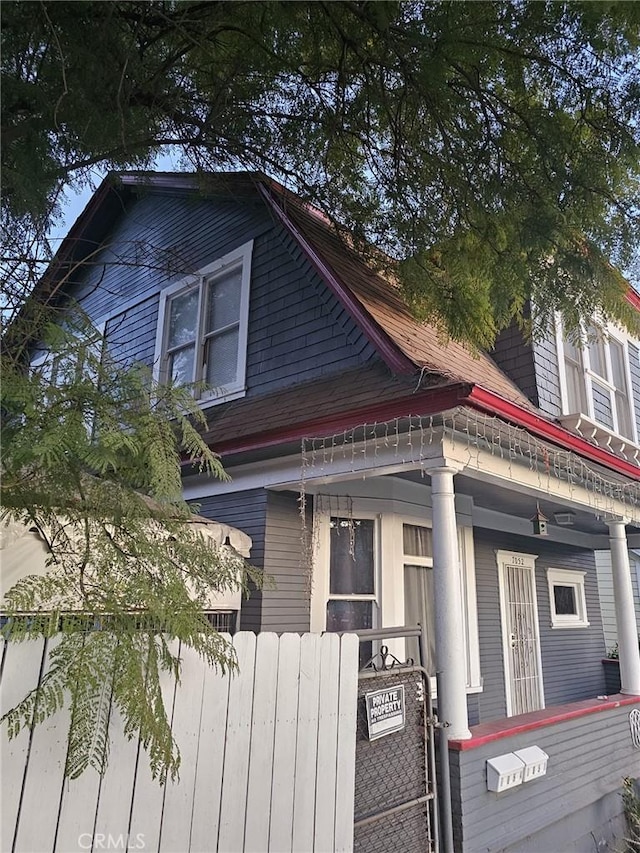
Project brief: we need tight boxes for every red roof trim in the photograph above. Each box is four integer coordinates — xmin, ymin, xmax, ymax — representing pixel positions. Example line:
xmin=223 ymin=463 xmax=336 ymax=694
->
xmin=202 ymin=381 xmax=639 ymax=481
xmin=467 ymin=386 xmax=640 ymax=480
xmin=206 ymin=384 xmax=472 ymax=458
xmin=449 ymin=694 xmax=640 ymax=751
xmin=257 ymin=183 xmax=416 ymax=375
xmin=626 ymin=288 xmax=640 ymax=312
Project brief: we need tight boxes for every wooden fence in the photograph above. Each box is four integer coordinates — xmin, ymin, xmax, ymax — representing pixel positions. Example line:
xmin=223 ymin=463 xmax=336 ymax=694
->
xmin=1 ymin=632 xmax=359 ymax=853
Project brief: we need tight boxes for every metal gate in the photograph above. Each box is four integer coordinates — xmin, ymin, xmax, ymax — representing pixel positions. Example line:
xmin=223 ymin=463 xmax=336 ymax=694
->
xmin=352 ymin=627 xmax=439 ymax=853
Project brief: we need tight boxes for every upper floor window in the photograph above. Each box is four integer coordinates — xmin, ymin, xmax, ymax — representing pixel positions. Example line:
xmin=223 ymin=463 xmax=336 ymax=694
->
xmin=155 ymin=241 xmax=252 ymax=404
xmin=557 ymin=320 xmax=637 ymax=442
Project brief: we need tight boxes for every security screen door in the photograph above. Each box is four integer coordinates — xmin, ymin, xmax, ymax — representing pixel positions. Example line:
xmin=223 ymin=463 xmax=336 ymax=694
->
xmin=497 ymin=551 xmax=545 ymax=716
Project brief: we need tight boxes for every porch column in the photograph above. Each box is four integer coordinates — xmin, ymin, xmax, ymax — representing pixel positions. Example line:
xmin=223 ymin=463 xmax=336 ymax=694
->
xmin=430 ymin=466 xmax=471 ymax=739
xmin=608 ymin=519 xmax=640 ymax=695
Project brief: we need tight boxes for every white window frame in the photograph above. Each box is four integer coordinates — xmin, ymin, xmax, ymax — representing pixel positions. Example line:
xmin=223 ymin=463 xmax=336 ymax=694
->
xmin=310 ymin=501 xmax=482 ymax=692
xmin=555 ymin=317 xmax=638 ymax=444
xmin=154 ymin=240 xmax=253 ymax=406
xmin=311 ymin=511 xmax=381 ymax=638
xmin=546 ymin=567 xmax=590 ymax=629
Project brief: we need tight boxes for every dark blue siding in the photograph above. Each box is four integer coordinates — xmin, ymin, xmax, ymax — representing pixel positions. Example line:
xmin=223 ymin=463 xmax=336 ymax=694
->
xmin=490 ymin=322 xmax=538 ymax=405
xmin=73 ymin=191 xmax=270 ymax=320
xmin=532 ymin=327 xmax=562 ymax=417
xmin=591 ymin=383 xmax=614 ymax=429
xmin=194 ymin=489 xmax=268 ymax=632
xmin=628 ymin=342 xmax=640 ymax=436
xmin=473 ymin=530 xmax=606 ymax=723
xmin=71 ymin=188 xmax=379 ymax=394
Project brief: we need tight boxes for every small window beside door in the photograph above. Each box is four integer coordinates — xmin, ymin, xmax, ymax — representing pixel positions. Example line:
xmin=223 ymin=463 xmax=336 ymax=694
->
xmin=546 ymin=568 xmax=589 ymax=628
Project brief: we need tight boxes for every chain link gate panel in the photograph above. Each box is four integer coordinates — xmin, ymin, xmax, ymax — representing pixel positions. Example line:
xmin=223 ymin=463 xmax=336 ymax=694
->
xmin=353 ymin=629 xmax=439 ymax=853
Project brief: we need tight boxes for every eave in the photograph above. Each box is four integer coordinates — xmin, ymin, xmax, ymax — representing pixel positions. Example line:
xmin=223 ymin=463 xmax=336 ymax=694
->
xmin=199 ymin=382 xmax=640 ymax=483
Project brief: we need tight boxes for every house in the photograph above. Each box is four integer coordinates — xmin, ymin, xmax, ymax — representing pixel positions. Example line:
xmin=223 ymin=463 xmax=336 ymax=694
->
xmin=26 ymin=171 xmax=640 ymax=852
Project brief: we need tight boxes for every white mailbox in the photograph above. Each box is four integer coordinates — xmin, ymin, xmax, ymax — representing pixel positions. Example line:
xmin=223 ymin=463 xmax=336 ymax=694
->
xmin=486 ymin=753 xmax=525 ymax=792
xmin=513 ymin=745 xmax=549 ymax=782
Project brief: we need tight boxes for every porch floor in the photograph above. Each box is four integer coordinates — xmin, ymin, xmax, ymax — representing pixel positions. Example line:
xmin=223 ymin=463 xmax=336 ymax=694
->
xmin=449 ymin=693 xmax=640 ymax=751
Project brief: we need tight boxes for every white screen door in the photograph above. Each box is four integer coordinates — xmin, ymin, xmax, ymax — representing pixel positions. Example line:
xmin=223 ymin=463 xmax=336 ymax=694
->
xmin=497 ymin=551 xmax=545 ymax=716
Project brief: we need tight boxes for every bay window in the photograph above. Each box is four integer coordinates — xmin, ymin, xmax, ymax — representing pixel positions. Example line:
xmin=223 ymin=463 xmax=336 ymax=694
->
xmin=557 ymin=320 xmax=637 ymax=443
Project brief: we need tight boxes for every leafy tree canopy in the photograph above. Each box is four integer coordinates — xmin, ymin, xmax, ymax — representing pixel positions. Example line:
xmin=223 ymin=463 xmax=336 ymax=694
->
xmin=1 ymin=315 xmax=261 ymax=782
xmin=2 ymin=0 xmax=640 ymax=347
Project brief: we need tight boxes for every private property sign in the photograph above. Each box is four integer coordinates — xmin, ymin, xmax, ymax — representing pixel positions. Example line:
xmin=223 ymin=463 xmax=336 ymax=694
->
xmin=365 ymin=684 xmax=406 ymax=740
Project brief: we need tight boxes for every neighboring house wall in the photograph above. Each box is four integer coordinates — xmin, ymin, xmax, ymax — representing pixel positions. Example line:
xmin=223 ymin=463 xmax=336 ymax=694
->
xmin=595 ymin=548 xmax=640 ymax=651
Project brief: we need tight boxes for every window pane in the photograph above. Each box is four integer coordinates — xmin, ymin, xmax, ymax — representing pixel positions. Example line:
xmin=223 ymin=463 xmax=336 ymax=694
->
xmin=404 ymin=564 xmax=436 ymax=674
xmin=563 ymin=336 xmax=582 ymax=364
xmin=168 ymin=289 xmax=199 ymax=348
xmin=565 ymin=362 xmax=587 ymax=413
xmin=169 ymin=345 xmax=195 ymax=385
xmin=553 ymin=585 xmax=577 ymax=616
xmin=326 ymin=599 xmax=373 ymax=632
xmin=206 ymin=268 xmax=242 ymax=332
xmin=403 ymin=524 xmax=432 ymax=557
xmin=205 ymin=328 xmax=240 ymax=387
xmin=329 ymin=518 xmax=374 ymax=594
xmin=587 ymin=326 xmax=607 ymax=378
xmin=326 ymin=600 xmax=372 ymax=668
xmin=615 ymin=391 xmax=633 ymax=439
xmin=610 ymin=340 xmax=628 ymax=392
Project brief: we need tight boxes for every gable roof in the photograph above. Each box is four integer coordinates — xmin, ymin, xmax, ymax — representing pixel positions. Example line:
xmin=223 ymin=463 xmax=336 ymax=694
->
xmin=23 ymin=170 xmax=640 ymax=479
xmin=258 ymin=180 xmax=534 ymax=409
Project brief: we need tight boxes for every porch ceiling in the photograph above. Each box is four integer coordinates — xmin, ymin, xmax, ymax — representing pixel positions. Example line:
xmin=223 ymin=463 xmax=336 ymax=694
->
xmin=396 ymin=470 xmax=640 ymax=537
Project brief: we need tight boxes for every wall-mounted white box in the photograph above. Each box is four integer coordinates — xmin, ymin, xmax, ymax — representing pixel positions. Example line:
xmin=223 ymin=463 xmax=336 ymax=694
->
xmin=513 ymin=745 xmax=549 ymax=782
xmin=486 ymin=753 xmax=525 ymax=792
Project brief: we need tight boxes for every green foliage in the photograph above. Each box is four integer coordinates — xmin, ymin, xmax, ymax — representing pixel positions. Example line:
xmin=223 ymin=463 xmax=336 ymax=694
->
xmin=2 ymin=1 xmax=639 ymax=346
xmin=623 ymin=777 xmax=640 ymax=852
xmin=1 ymin=311 xmax=261 ymax=783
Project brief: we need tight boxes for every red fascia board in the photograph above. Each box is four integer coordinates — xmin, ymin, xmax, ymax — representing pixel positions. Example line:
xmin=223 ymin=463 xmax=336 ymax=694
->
xmin=468 ymin=385 xmax=640 ymax=480
xmin=626 ymin=288 xmax=640 ymax=312
xmin=258 ymin=183 xmax=416 ymax=375
xmin=449 ymin=693 xmax=640 ymax=751
xmin=203 ymin=384 xmax=472 ymax=458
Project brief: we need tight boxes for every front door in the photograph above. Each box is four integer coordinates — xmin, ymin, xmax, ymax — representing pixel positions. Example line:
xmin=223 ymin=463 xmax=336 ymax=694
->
xmin=497 ymin=550 xmax=545 ymax=716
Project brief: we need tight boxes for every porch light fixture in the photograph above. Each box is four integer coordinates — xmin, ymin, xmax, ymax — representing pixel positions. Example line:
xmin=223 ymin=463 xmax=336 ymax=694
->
xmin=553 ymin=512 xmax=575 ymax=526
xmin=531 ymin=503 xmax=549 ymax=536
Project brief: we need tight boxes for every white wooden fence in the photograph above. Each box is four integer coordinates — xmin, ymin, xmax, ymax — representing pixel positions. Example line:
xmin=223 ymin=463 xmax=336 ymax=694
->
xmin=1 ymin=632 xmax=359 ymax=853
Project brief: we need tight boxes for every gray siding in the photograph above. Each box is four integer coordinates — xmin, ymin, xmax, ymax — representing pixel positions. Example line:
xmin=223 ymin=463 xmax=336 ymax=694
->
xmin=532 ymin=326 xmax=563 ymax=417
xmin=473 ymin=531 xmax=606 ymax=723
xmin=193 ymin=488 xmax=310 ymax=633
xmin=73 ymin=191 xmax=269 ymax=319
xmin=490 ymin=322 xmax=538 ymax=405
xmin=592 ymin=382 xmax=614 ymax=429
xmin=195 ymin=488 xmax=268 ymax=632
xmin=73 ymin=188 xmax=379 ymax=394
xmin=628 ymin=341 xmax=640 ymax=436
xmin=261 ymin=490 xmax=310 ymax=632
xmin=449 ymin=702 xmax=640 ymax=852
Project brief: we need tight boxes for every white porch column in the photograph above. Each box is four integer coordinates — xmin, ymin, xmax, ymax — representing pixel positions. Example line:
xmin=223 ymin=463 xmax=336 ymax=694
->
xmin=430 ymin=466 xmax=471 ymax=739
xmin=608 ymin=519 xmax=640 ymax=695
